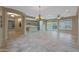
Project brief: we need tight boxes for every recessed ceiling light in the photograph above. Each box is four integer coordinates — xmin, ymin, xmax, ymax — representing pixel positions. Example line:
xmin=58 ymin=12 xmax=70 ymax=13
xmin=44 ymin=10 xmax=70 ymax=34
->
xmin=7 ymin=12 xmax=13 ymax=15
xmin=11 ymin=14 xmax=15 ymax=17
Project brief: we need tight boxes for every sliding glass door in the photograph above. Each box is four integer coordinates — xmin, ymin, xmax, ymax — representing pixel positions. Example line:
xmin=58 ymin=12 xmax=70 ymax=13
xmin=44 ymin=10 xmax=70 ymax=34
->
xmin=58 ymin=18 xmax=72 ymax=33
xmin=46 ymin=18 xmax=72 ymax=32
xmin=59 ymin=19 xmax=72 ymax=30
xmin=47 ymin=21 xmax=57 ymax=31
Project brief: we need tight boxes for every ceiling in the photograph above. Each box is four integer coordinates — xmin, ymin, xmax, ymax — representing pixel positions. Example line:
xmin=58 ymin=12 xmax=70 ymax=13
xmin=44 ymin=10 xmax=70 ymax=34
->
xmin=6 ymin=6 xmax=78 ymax=19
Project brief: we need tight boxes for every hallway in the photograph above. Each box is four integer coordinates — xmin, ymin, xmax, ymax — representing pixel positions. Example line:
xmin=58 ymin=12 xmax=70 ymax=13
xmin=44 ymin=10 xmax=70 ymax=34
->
xmin=5 ymin=31 xmax=79 ymax=52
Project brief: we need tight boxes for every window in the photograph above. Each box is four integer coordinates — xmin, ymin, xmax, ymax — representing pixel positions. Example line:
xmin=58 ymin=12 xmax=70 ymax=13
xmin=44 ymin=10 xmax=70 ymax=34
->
xmin=47 ymin=21 xmax=57 ymax=31
xmin=59 ymin=19 xmax=72 ymax=30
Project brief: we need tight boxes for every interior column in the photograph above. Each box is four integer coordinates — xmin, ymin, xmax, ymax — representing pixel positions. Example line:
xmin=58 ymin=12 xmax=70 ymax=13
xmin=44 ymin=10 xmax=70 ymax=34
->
xmin=15 ymin=16 xmax=19 ymax=32
xmin=57 ymin=19 xmax=60 ymax=32
xmin=72 ymin=16 xmax=78 ymax=38
xmin=21 ymin=15 xmax=25 ymax=34
xmin=2 ymin=7 xmax=8 ymax=48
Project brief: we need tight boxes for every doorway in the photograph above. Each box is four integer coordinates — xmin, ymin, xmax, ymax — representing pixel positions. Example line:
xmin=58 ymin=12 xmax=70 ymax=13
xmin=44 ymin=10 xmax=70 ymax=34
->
xmin=7 ymin=12 xmax=23 ymax=39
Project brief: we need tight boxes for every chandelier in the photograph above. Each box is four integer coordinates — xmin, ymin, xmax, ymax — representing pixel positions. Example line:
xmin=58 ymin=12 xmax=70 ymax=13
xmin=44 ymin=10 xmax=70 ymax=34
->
xmin=35 ymin=6 xmax=44 ymax=20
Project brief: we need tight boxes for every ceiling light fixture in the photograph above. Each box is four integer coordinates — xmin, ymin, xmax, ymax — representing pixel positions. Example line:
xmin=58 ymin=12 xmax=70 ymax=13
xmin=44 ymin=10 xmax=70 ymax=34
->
xmin=36 ymin=6 xmax=44 ymax=21
xmin=57 ymin=15 xmax=61 ymax=19
xmin=11 ymin=14 xmax=15 ymax=17
xmin=7 ymin=12 xmax=13 ymax=15
xmin=7 ymin=12 xmax=21 ymax=17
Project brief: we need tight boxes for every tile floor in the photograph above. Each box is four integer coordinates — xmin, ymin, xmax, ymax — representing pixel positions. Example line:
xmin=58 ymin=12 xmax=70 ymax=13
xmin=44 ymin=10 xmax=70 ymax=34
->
xmin=5 ymin=31 xmax=79 ymax=52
